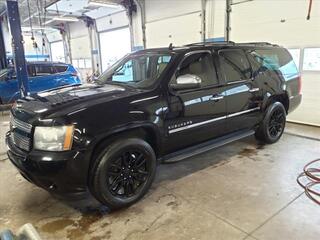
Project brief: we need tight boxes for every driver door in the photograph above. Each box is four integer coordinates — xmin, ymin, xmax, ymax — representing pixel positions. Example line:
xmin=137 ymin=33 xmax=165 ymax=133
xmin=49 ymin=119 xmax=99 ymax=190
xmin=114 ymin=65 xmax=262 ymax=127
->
xmin=164 ymin=50 xmax=228 ymax=152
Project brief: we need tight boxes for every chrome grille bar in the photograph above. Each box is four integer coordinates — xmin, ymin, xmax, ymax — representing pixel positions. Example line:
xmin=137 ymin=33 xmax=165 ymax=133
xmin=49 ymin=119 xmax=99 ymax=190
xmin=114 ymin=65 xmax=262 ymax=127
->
xmin=11 ymin=132 xmax=31 ymax=151
xmin=11 ymin=116 xmax=33 ymax=134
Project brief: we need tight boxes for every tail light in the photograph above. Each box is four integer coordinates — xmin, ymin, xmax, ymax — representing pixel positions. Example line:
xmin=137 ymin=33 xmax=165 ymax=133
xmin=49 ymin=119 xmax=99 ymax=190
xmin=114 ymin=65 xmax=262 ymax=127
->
xmin=298 ymin=75 xmax=302 ymax=94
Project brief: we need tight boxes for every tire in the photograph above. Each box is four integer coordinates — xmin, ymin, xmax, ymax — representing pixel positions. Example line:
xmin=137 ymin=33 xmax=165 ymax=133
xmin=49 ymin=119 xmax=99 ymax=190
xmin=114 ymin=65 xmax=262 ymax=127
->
xmin=89 ymin=138 xmax=157 ymax=210
xmin=255 ymin=101 xmax=286 ymax=144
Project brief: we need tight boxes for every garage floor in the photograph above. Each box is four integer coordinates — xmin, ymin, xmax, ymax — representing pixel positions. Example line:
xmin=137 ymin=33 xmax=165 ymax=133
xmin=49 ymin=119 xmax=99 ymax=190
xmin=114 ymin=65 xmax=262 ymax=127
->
xmin=1 ymin=112 xmax=320 ymax=240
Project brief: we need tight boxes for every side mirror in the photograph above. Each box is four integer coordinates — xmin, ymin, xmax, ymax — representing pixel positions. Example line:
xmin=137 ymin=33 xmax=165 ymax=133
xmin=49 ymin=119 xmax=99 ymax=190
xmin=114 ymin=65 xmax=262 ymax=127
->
xmin=170 ymin=74 xmax=202 ymax=90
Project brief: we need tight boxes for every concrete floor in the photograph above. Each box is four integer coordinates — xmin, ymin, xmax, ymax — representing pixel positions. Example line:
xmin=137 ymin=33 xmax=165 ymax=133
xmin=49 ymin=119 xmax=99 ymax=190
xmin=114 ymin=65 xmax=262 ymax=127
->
xmin=1 ymin=112 xmax=320 ymax=240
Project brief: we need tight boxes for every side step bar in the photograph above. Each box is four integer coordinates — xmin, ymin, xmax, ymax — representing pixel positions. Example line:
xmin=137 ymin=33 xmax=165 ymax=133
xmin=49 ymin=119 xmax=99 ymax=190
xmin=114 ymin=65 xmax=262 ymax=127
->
xmin=161 ymin=129 xmax=255 ymax=163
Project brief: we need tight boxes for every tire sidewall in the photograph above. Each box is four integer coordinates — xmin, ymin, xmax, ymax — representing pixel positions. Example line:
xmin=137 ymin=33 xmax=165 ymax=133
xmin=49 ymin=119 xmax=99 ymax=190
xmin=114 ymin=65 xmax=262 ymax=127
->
xmin=91 ymin=138 xmax=157 ymax=209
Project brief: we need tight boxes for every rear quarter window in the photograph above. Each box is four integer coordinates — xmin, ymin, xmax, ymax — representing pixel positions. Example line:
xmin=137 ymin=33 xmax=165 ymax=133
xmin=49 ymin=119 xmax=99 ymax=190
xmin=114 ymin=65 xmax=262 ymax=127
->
xmin=249 ymin=48 xmax=299 ymax=80
xmin=55 ymin=65 xmax=68 ymax=73
xmin=35 ymin=65 xmax=56 ymax=76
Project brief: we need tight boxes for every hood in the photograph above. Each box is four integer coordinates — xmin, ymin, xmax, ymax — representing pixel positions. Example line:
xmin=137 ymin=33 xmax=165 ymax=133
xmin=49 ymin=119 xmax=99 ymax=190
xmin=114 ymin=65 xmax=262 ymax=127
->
xmin=13 ymin=83 xmax=143 ymax=118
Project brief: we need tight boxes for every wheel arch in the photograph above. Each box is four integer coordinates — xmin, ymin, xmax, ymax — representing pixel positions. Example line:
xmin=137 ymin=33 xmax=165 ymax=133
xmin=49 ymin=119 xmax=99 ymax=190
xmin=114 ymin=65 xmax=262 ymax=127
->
xmin=89 ymin=123 xmax=162 ymax=166
xmin=262 ymin=91 xmax=289 ymax=114
xmin=86 ymin=124 xmax=161 ymax=189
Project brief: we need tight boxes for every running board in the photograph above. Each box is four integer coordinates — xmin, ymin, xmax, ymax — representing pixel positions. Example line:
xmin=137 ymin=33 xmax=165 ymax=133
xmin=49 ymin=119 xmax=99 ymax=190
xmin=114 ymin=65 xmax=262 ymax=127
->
xmin=161 ymin=129 xmax=255 ymax=163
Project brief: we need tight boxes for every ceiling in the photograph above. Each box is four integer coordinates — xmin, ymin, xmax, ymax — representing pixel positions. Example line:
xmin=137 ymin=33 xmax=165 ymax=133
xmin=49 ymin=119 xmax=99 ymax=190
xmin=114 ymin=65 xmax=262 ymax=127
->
xmin=0 ymin=0 xmax=124 ymax=31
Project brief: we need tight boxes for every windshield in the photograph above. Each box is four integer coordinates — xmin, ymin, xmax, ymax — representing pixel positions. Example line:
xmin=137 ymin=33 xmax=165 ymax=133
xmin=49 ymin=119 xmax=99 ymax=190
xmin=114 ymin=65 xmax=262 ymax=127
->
xmin=97 ymin=54 xmax=172 ymax=89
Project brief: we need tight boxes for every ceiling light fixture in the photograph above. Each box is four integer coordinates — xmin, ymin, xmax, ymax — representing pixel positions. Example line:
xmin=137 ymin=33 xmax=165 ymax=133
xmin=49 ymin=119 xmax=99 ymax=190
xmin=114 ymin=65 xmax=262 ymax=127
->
xmin=21 ymin=26 xmax=46 ymax=31
xmin=88 ymin=1 xmax=121 ymax=8
xmin=52 ymin=16 xmax=79 ymax=22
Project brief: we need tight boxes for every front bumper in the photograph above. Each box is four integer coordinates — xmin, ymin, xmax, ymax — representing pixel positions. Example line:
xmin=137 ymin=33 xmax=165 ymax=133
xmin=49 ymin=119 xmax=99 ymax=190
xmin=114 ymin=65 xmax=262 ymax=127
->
xmin=6 ymin=132 xmax=90 ymax=195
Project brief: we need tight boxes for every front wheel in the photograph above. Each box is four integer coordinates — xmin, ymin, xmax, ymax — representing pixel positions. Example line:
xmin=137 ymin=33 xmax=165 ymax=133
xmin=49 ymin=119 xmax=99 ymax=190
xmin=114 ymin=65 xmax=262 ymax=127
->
xmin=255 ymin=102 xmax=286 ymax=144
xmin=89 ymin=138 xmax=157 ymax=210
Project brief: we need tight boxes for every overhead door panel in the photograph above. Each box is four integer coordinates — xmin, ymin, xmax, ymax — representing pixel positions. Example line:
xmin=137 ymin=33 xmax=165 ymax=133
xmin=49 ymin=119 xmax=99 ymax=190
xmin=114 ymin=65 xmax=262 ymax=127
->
xmin=146 ymin=12 xmax=202 ymax=48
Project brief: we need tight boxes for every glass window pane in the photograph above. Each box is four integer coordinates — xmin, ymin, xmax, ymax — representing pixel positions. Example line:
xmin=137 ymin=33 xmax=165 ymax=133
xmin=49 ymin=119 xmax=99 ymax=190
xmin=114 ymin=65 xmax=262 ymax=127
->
xmin=250 ymin=48 xmax=299 ymax=80
xmin=219 ymin=50 xmax=251 ymax=82
xmin=50 ymin=41 xmax=65 ymax=62
xmin=178 ymin=52 xmax=218 ymax=87
xmin=99 ymin=28 xmax=131 ymax=71
xmin=98 ymin=54 xmax=172 ymax=89
xmin=36 ymin=65 xmax=55 ymax=76
xmin=55 ymin=65 xmax=68 ymax=73
xmin=303 ymin=48 xmax=320 ymax=71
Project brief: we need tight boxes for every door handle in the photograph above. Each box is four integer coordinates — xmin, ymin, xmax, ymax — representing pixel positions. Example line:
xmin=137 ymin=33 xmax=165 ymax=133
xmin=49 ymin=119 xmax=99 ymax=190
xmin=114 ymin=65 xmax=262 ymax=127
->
xmin=249 ymin=88 xmax=260 ymax=93
xmin=209 ymin=95 xmax=224 ymax=101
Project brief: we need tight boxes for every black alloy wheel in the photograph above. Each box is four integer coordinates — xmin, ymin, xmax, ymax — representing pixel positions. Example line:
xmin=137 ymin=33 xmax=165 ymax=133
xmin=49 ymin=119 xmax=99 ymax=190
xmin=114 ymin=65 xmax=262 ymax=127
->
xmin=90 ymin=138 xmax=156 ymax=210
xmin=255 ymin=101 xmax=286 ymax=144
xmin=106 ymin=150 xmax=150 ymax=198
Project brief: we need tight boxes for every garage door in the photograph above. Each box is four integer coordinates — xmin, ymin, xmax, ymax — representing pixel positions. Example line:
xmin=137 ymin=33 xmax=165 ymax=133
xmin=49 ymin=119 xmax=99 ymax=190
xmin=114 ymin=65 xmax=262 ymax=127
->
xmin=99 ymin=27 xmax=131 ymax=71
xmin=146 ymin=12 xmax=202 ymax=48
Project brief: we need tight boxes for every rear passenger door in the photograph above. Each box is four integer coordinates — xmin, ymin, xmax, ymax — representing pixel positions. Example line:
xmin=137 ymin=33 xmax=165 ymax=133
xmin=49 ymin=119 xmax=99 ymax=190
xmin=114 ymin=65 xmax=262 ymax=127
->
xmin=30 ymin=64 xmax=57 ymax=93
xmin=165 ymin=50 xmax=227 ymax=152
xmin=218 ymin=49 xmax=262 ymax=132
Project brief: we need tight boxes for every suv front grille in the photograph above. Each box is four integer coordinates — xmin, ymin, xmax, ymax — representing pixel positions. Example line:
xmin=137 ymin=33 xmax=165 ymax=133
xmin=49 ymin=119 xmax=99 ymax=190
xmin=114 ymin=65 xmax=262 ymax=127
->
xmin=10 ymin=115 xmax=32 ymax=151
xmin=10 ymin=132 xmax=31 ymax=151
xmin=11 ymin=116 xmax=32 ymax=134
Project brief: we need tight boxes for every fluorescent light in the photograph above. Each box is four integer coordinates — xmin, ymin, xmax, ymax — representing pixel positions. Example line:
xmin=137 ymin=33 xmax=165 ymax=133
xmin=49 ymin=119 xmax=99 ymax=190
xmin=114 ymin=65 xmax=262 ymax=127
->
xmin=21 ymin=26 xmax=46 ymax=31
xmin=52 ymin=17 xmax=79 ymax=22
xmin=88 ymin=1 xmax=121 ymax=8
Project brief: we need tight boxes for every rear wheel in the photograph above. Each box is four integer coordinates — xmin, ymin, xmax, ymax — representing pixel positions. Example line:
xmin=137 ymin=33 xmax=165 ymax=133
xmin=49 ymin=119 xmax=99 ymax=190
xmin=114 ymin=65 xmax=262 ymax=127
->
xmin=89 ymin=138 xmax=156 ymax=210
xmin=255 ymin=101 xmax=286 ymax=144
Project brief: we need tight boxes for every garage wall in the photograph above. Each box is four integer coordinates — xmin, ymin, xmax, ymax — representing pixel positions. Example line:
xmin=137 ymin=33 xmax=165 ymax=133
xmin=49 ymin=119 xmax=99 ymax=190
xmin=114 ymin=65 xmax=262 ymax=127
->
xmin=1 ymin=15 xmax=50 ymax=61
xmin=221 ymin=0 xmax=320 ymax=126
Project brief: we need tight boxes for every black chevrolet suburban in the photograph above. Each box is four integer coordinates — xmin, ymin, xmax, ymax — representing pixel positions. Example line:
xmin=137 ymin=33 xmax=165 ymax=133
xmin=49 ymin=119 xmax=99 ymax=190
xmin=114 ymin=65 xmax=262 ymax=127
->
xmin=6 ymin=42 xmax=301 ymax=210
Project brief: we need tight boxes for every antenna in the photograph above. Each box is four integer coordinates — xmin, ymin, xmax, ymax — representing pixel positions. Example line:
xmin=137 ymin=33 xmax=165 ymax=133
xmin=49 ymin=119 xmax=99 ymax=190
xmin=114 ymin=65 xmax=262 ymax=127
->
xmin=169 ymin=43 xmax=173 ymax=50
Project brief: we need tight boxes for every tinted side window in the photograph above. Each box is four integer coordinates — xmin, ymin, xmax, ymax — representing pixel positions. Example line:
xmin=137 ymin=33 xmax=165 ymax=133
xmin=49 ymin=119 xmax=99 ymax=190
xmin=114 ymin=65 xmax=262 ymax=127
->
xmin=55 ymin=65 xmax=68 ymax=73
xmin=249 ymin=48 xmax=298 ymax=78
xmin=35 ymin=65 xmax=55 ymax=76
xmin=177 ymin=52 xmax=219 ymax=87
xmin=219 ymin=49 xmax=251 ymax=82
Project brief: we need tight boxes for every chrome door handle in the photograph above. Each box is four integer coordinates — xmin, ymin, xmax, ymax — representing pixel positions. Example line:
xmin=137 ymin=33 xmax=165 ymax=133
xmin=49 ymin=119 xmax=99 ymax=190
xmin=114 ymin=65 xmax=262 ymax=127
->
xmin=210 ymin=95 xmax=224 ymax=101
xmin=249 ymin=88 xmax=260 ymax=93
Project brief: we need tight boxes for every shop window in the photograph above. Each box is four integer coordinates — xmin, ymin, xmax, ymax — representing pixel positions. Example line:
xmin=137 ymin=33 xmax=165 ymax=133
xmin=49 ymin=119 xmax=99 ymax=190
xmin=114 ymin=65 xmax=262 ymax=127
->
xmin=303 ymin=48 xmax=320 ymax=71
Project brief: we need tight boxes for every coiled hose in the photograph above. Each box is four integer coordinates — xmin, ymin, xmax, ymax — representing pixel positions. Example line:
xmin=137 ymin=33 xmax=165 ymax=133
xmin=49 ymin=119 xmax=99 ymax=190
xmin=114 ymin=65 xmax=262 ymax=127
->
xmin=297 ymin=159 xmax=320 ymax=204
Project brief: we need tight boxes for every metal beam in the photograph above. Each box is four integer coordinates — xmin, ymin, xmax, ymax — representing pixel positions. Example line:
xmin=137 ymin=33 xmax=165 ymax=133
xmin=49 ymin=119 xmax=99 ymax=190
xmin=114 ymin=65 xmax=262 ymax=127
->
xmin=6 ymin=0 xmax=29 ymax=97
xmin=0 ymin=17 xmax=7 ymax=70
xmin=225 ymin=0 xmax=232 ymax=42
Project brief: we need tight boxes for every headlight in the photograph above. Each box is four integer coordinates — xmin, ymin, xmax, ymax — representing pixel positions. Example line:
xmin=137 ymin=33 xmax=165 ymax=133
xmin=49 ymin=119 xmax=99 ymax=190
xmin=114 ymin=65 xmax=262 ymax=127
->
xmin=33 ymin=126 xmax=74 ymax=151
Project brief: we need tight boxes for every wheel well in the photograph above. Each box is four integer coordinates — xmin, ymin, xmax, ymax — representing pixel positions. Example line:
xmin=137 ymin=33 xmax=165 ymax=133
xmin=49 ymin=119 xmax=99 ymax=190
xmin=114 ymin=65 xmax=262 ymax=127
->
xmin=90 ymin=127 xmax=159 ymax=164
xmin=266 ymin=93 xmax=289 ymax=113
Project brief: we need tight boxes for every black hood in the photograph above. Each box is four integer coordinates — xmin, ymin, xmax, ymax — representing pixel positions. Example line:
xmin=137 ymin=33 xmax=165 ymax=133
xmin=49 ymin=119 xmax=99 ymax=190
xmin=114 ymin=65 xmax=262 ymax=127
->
xmin=14 ymin=83 xmax=143 ymax=118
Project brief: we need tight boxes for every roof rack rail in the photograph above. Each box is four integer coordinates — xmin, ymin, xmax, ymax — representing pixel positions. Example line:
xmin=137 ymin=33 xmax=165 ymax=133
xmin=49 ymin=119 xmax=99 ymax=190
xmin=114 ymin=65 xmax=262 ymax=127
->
xmin=184 ymin=41 xmax=236 ymax=47
xmin=238 ymin=42 xmax=278 ymax=46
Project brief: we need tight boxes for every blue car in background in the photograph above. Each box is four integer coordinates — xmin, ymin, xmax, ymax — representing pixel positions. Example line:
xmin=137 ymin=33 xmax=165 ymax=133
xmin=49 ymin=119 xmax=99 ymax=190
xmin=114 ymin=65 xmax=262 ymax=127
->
xmin=0 ymin=62 xmax=81 ymax=104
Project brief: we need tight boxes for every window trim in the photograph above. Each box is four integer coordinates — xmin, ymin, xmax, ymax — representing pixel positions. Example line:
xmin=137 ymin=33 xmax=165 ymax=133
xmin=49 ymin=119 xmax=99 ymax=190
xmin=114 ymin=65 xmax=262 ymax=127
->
xmin=169 ymin=49 xmax=220 ymax=91
xmin=218 ymin=49 xmax=253 ymax=85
